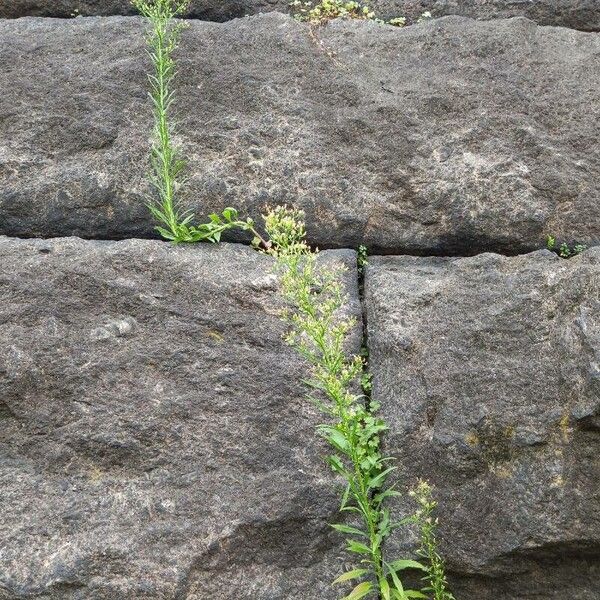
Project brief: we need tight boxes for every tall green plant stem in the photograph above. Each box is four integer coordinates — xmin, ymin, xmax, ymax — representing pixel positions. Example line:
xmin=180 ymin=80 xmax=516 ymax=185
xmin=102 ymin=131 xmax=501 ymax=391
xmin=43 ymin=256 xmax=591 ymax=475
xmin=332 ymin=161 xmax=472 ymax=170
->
xmin=133 ymin=0 xmax=191 ymax=241
xmin=149 ymin=3 xmax=180 ymax=235
xmin=264 ymin=207 xmax=427 ymax=600
xmin=134 ymin=0 xmax=271 ymax=247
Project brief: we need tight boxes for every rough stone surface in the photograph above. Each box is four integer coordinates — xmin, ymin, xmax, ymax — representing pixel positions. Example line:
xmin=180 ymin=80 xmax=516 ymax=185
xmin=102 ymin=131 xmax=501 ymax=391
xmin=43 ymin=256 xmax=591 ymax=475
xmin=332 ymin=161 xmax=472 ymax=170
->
xmin=1 ymin=14 xmax=599 ymax=254
xmin=399 ymin=0 xmax=600 ymax=30
xmin=1 ymin=0 xmax=598 ymax=30
xmin=365 ymin=248 xmax=600 ymax=599
xmin=0 ymin=236 xmax=361 ymax=599
xmin=0 ymin=0 xmax=282 ymax=20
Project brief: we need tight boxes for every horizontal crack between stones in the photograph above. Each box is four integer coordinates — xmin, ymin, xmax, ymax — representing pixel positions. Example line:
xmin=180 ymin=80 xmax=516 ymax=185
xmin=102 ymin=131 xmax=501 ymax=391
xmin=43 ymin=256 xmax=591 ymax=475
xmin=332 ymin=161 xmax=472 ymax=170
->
xmin=2 ymin=232 xmax=582 ymax=260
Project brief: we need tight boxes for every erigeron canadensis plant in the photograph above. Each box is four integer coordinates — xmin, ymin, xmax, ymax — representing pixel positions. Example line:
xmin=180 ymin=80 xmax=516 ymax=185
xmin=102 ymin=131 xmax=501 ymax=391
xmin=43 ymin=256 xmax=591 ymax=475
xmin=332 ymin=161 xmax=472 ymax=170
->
xmin=290 ymin=0 xmax=406 ymax=26
xmin=410 ymin=481 xmax=455 ymax=600
xmin=131 ymin=0 xmax=190 ymax=241
xmin=132 ymin=0 xmax=270 ymax=247
xmin=264 ymin=206 xmax=443 ymax=599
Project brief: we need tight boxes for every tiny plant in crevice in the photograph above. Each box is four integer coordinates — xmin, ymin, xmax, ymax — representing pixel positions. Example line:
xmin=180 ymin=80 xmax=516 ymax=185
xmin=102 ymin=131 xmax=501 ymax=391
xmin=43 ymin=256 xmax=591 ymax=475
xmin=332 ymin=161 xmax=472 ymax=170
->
xmin=546 ymin=235 xmax=587 ymax=258
xmin=263 ymin=206 xmax=442 ymax=599
xmin=411 ymin=481 xmax=455 ymax=600
xmin=357 ymin=245 xmax=372 ymax=398
xmin=290 ymin=0 xmax=407 ymax=27
xmin=290 ymin=0 xmax=376 ymax=22
xmin=357 ymin=244 xmax=368 ymax=273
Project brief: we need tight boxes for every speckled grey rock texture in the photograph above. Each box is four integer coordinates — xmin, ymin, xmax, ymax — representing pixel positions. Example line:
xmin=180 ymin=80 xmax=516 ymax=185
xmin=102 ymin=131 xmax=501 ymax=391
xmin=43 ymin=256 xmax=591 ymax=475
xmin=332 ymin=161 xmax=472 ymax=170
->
xmin=1 ymin=14 xmax=599 ymax=254
xmin=1 ymin=0 xmax=598 ymax=30
xmin=365 ymin=247 xmax=600 ymax=599
xmin=0 ymin=236 xmax=361 ymax=599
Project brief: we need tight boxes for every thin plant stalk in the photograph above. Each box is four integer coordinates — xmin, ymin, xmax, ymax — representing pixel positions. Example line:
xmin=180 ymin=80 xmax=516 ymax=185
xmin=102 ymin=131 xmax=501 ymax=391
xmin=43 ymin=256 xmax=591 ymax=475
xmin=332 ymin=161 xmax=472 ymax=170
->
xmin=133 ymin=0 xmax=191 ymax=241
xmin=133 ymin=0 xmax=271 ymax=248
xmin=411 ymin=481 xmax=455 ymax=600
xmin=264 ymin=207 xmax=428 ymax=600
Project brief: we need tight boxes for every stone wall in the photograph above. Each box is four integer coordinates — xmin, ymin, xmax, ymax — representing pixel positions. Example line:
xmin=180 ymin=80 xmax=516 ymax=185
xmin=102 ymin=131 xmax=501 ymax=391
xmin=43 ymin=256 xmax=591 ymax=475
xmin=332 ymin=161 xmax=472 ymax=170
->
xmin=0 ymin=7 xmax=598 ymax=600
xmin=0 ymin=238 xmax=359 ymax=599
xmin=366 ymin=250 xmax=600 ymax=598
xmin=1 ymin=14 xmax=599 ymax=254
xmin=1 ymin=0 xmax=599 ymax=30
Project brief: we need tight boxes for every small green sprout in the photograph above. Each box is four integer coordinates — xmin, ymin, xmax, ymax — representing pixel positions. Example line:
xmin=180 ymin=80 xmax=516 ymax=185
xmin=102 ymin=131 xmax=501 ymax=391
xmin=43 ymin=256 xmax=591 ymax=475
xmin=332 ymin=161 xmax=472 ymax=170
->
xmin=546 ymin=235 xmax=587 ymax=258
xmin=357 ymin=244 xmax=369 ymax=270
xmin=388 ymin=16 xmax=407 ymax=27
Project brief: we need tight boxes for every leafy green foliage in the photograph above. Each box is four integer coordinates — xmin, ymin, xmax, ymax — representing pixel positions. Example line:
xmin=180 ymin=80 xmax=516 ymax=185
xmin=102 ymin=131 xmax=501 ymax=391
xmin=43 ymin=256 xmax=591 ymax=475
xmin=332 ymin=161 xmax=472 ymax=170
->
xmin=159 ymin=206 xmax=270 ymax=247
xmin=264 ymin=206 xmax=433 ymax=599
xmin=546 ymin=235 xmax=587 ymax=258
xmin=357 ymin=244 xmax=368 ymax=271
xmin=361 ymin=372 xmax=373 ymax=394
xmin=410 ymin=481 xmax=455 ymax=600
xmin=132 ymin=0 xmax=191 ymax=241
xmin=133 ymin=0 xmax=271 ymax=248
xmin=290 ymin=0 xmax=406 ymax=26
xmin=388 ymin=16 xmax=407 ymax=27
xmin=290 ymin=0 xmax=376 ymax=22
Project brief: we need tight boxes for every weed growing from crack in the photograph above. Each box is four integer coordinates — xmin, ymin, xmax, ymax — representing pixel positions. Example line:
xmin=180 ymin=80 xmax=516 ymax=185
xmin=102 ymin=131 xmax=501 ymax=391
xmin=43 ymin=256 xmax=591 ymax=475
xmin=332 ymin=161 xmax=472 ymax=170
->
xmin=357 ymin=244 xmax=369 ymax=272
xmin=264 ymin=206 xmax=438 ymax=599
xmin=133 ymin=0 xmax=270 ymax=247
xmin=132 ymin=0 xmax=191 ymax=241
xmin=134 ymin=4 xmax=454 ymax=598
xmin=546 ymin=235 xmax=587 ymax=258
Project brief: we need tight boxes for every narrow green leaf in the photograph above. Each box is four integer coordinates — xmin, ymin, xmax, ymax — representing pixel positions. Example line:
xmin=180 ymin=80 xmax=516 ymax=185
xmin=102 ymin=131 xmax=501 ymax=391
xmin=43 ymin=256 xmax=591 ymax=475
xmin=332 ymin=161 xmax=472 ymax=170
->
xmin=347 ymin=540 xmax=372 ymax=555
xmin=332 ymin=569 xmax=368 ymax=584
xmin=380 ymin=577 xmax=391 ymax=600
xmin=320 ymin=426 xmax=350 ymax=454
xmin=330 ymin=523 xmax=367 ymax=538
xmin=155 ymin=226 xmax=175 ymax=240
xmin=340 ymin=505 xmax=363 ymax=515
xmin=343 ymin=581 xmax=373 ymax=600
xmin=340 ymin=483 xmax=351 ymax=511
xmin=367 ymin=466 xmax=397 ymax=490
xmin=389 ymin=567 xmax=406 ymax=599
xmin=386 ymin=560 xmax=428 ymax=573
xmin=327 ymin=455 xmax=350 ymax=478
xmin=179 ymin=213 xmax=194 ymax=227
xmin=373 ymin=489 xmax=402 ymax=505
